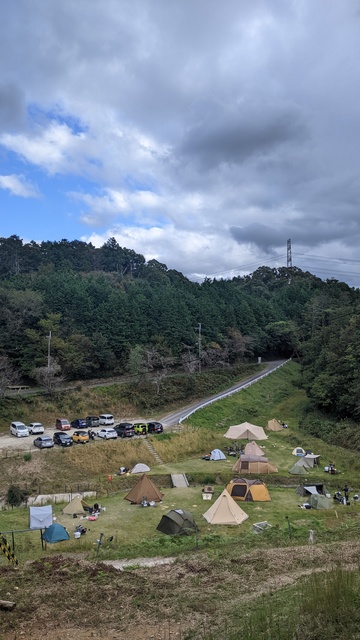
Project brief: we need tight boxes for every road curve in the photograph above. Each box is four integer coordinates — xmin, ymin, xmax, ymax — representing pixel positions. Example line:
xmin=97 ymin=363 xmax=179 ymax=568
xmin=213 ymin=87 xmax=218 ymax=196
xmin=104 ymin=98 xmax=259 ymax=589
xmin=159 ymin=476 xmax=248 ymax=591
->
xmin=160 ymin=359 xmax=289 ymax=428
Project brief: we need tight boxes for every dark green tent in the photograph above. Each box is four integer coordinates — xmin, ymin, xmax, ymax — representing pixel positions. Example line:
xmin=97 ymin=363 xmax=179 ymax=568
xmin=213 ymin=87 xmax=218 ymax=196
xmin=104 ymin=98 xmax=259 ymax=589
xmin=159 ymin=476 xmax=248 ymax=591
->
xmin=41 ymin=523 xmax=70 ymax=543
xmin=156 ymin=509 xmax=198 ymax=536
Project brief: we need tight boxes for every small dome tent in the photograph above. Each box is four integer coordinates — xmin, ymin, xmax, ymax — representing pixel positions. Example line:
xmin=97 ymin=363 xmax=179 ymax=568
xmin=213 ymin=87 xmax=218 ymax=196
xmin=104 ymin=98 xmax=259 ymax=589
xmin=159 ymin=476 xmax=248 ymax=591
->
xmin=130 ymin=463 xmax=150 ymax=474
xmin=292 ymin=447 xmax=305 ymax=456
xmin=41 ymin=524 xmax=70 ymax=544
xmin=209 ymin=449 xmax=226 ymax=460
xmin=157 ymin=510 xmax=198 ymax=536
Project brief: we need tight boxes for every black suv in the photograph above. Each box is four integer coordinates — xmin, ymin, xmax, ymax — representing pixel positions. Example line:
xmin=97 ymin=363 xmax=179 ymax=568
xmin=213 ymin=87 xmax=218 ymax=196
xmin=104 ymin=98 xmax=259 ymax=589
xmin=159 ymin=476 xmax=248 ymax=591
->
xmin=53 ymin=432 xmax=73 ymax=447
xmin=147 ymin=421 xmax=163 ymax=434
xmin=86 ymin=416 xmax=100 ymax=428
xmin=114 ymin=423 xmax=135 ymax=438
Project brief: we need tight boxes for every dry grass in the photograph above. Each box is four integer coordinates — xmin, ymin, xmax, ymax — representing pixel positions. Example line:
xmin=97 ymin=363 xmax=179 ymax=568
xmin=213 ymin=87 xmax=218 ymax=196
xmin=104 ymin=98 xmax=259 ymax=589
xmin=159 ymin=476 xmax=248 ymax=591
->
xmin=150 ymin=427 xmax=225 ymax=463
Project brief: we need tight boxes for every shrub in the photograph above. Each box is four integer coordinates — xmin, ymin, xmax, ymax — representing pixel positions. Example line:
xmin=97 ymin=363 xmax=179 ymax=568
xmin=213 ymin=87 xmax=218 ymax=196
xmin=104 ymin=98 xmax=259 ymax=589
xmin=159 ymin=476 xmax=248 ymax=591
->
xmin=6 ymin=484 xmax=29 ymax=507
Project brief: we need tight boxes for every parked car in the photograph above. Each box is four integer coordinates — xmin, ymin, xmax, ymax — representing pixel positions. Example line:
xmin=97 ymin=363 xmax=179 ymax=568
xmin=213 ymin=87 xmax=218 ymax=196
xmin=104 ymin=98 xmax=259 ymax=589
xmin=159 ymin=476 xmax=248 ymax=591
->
xmin=27 ymin=422 xmax=45 ymax=435
xmin=85 ymin=416 xmax=100 ymax=428
xmin=72 ymin=430 xmax=89 ymax=444
xmin=70 ymin=418 xmax=87 ymax=429
xmin=99 ymin=414 xmax=114 ymax=425
xmin=53 ymin=432 xmax=73 ymax=447
xmin=34 ymin=436 xmax=54 ymax=449
xmin=55 ymin=418 xmax=71 ymax=431
xmin=133 ymin=422 xmax=148 ymax=435
xmin=114 ymin=423 xmax=135 ymax=438
xmin=10 ymin=421 xmax=29 ymax=437
xmin=97 ymin=427 xmax=118 ymax=440
xmin=147 ymin=421 xmax=163 ymax=434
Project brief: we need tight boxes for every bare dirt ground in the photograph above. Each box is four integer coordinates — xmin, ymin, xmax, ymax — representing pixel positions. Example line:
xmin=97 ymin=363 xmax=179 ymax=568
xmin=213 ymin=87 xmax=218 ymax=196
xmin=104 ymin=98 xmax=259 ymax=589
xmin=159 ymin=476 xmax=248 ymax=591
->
xmin=1 ymin=540 xmax=360 ymax=640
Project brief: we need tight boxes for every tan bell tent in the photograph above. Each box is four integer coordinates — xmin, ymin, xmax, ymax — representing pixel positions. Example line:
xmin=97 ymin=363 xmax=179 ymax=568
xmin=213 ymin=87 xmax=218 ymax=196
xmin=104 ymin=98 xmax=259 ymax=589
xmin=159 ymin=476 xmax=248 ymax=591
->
xmin=203 ymin=489 xmax=249 ymax=525
xmin=226 ymin=478 xmax=271 ymax=501
xmin=232 ymin=454 xmax=278 ymax=474
xmin=124 ymin=474 xmax=164 ymax=504
xmin=267 ymin=419 xmax=283 ymax=432
xmin=244 ymin=441 xmax=265 ymax=456
xmin=224 ymin=422 xmax=268 ymax=441
xmin=62 ymin=495 xmax=85 ymax=516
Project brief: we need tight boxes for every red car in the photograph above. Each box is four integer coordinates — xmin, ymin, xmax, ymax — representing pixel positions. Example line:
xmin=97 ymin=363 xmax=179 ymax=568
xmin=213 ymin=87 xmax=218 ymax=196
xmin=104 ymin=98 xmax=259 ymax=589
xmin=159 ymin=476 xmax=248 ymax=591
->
xmin=55 ymin=418 xmax=71 ymax=431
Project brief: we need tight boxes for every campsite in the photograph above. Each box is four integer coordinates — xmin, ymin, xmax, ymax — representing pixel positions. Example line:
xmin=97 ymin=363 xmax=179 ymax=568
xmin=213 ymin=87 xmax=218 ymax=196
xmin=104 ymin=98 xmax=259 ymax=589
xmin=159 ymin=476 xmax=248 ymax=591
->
xmin=2 ymin=361 xmax=360 ymax=639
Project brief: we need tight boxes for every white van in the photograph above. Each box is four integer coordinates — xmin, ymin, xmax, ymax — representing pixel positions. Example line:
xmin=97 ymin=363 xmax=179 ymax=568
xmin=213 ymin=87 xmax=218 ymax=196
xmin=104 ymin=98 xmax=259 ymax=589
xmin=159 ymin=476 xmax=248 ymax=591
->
xmin=10 ymin=421 xmax=29 ymax=437
xmin=99 ymin=414 xmax=114 ymax=425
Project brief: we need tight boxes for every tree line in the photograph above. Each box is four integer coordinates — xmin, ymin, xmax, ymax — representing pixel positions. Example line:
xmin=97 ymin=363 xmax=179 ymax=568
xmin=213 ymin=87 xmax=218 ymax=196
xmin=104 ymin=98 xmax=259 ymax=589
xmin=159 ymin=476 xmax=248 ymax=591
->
xmin=1 ymin=234 xmax=360 ymax=421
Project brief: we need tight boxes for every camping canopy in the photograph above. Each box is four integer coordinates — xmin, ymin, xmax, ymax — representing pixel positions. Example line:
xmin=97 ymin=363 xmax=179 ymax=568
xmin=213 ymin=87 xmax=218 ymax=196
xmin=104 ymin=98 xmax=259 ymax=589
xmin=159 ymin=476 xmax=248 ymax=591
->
xmin=226 ymin=478 xmax=271 ymax=502
xmin=303 ymin=454 xmax=320 ymax=467
xmin=244 ymin=441 xmax=264 ymax=456
xmin=203 ymin=489 xmax=249 ymax=525
xmin=62 ymin=495 xmax=85 ymax=516
xmin=267 ymin=419 xmax=283 ymax=432
xmin=130 ymin=463 xmax=151 ymax=474
xmin=157 ymin=509 xmax=198 ymax=536
xmin=124 ymin=474 xmax=164 ymax=504
xmin=296 ymin=483 xmax=329 ymax=497
xmin=232 ymin=454 xmax=278 ymax=474
xmin=41 ymin=523 xmax=70 ymax=543
xmin=308 ymin=495 xmax=333 ymax=510
xmin=209 ymin=449 xmax=226 ymax=460
xmin=29 ymin=505 xmax=53 ymax=530
xmin=224 ymin=422 xmax=268 ymax=441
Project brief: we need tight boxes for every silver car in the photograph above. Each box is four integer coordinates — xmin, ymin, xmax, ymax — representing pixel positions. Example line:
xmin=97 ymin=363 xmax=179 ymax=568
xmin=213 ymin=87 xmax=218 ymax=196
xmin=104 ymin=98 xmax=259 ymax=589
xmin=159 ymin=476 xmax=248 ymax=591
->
xmin=33 ymin=436 xmax=54 ymax=449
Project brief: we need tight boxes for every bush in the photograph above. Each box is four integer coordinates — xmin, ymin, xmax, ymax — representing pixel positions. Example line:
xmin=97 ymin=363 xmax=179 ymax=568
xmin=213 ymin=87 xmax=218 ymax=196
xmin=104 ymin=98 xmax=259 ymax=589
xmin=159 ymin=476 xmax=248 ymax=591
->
xmin=23 ymin=452 xmax=32 ymax=462
xmin=6 ymin=484 xmax=29 ymax=507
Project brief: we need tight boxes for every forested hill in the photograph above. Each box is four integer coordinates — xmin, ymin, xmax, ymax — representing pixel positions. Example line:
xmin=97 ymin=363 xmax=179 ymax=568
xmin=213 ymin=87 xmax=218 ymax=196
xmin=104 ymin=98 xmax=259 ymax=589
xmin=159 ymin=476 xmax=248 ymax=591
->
xmin=1 ymin=234 xmax=360 ymax=420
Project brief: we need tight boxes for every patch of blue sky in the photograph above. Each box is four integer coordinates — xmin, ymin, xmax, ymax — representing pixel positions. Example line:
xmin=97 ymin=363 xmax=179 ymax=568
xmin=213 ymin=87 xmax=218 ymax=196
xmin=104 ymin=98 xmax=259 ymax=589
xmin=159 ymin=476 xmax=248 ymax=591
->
xmin=124 ymin=173 xmax=156 ymax=193
xmin=27 ymin=103 xmax=88 ymax=134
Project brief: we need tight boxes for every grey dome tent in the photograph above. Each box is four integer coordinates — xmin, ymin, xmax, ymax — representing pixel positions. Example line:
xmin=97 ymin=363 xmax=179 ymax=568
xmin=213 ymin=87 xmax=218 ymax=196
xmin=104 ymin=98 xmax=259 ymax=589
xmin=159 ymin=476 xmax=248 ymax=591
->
xmin=210 ymin=449 xmax=226 ymax=460
xmin=289 ymin=462 xmax=308 ymax=475
xmin=157 ymin=509 xmax=198 ymax=536
xmin=308 ymin=494 xmax=332 ymax=510
xmin=41 ymin=523 xmax=70 ymax=543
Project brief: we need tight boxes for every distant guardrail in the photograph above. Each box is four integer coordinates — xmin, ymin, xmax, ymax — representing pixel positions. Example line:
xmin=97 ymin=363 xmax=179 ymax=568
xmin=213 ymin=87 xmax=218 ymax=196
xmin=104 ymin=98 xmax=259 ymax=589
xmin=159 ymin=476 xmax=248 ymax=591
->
xmin=179 ymin=359 xmax=291 ymax=424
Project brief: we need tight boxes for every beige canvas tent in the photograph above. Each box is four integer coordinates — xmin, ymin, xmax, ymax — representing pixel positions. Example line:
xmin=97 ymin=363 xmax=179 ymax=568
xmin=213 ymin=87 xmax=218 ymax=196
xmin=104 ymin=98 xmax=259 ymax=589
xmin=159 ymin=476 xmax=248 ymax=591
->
xmin=232 ymin=454 xmax=278 ymax=474
xmin=226 ymin=478 xmax=271 ymax=501
xmin=203 ymin=489 xmax=249 ymax=525
xmin=124 ymin=474 xmax=164 ymax=504
xmin=224 ymin=422 xmax=268 ymax=441
xmin=292 ymin=447 xmax=306 ymax=456
xmin=244 ymin=441 xmax=265 ymax=456
xmin=62 ymin=495 xmax=85 ymax=516
xmin=267 ymin=419 xmax=283 ymax=432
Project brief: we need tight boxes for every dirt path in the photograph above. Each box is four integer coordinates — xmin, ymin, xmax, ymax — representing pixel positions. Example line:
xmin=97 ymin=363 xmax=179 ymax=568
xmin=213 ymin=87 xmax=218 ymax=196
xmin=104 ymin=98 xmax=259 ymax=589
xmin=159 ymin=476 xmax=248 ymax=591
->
xmin=2 ymin=540 xmax=360 ymax=640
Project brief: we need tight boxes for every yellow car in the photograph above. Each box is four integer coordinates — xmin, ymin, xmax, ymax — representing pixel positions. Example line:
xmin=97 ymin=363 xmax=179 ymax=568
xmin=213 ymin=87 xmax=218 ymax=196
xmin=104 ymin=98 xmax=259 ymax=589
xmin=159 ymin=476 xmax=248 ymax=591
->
xmin=71 ymin=430 xmax=89 ymax=444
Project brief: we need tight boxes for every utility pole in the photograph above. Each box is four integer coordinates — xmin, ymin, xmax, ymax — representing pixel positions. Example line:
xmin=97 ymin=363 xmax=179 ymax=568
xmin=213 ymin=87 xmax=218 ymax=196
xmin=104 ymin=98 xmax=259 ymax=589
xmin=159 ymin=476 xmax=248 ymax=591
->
xmin=47 ymin=331 xmax=51 ymax=372
xmin=197 ymin=323 xmax=202 ymax=373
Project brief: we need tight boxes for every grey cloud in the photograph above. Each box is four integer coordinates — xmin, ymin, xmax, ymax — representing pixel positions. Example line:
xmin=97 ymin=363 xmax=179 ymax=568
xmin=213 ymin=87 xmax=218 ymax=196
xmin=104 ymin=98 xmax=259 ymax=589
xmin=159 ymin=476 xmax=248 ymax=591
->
xmin=0 ymin=84 xmax=26 ymax=133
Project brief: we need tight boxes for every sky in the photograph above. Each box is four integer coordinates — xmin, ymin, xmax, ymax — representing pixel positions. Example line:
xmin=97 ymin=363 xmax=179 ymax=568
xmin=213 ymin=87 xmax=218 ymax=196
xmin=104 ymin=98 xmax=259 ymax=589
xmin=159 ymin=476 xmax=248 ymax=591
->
xmin=1 ymin=1 xmax=360 ymax=285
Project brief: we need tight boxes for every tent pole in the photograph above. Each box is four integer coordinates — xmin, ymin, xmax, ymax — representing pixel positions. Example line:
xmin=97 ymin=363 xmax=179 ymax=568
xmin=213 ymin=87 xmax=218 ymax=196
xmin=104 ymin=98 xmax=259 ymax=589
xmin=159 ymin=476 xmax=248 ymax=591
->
xmin=40 ymin=529 xmax=44 ymax=550
xmin=11 ymin=531 xmax=15 ymax=552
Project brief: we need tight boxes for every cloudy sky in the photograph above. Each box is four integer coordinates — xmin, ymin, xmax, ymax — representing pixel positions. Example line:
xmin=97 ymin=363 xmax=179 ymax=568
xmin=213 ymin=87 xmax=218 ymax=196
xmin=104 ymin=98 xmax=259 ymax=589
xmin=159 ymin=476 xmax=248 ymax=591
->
xmin=1 ymin=1 xmax=360 ymax=284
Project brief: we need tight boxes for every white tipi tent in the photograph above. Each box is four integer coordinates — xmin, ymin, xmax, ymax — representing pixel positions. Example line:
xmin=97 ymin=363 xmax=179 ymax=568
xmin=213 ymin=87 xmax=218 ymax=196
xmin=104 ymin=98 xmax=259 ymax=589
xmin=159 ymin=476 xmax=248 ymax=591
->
xmin=203 ymin=489 xmax=249 ymax=525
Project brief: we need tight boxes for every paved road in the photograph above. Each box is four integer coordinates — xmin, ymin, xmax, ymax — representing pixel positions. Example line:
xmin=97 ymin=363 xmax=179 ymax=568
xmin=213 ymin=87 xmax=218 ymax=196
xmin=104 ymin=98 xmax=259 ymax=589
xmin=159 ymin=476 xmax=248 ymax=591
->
xmin=160 ymin=359 xmax=288 ymax=427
